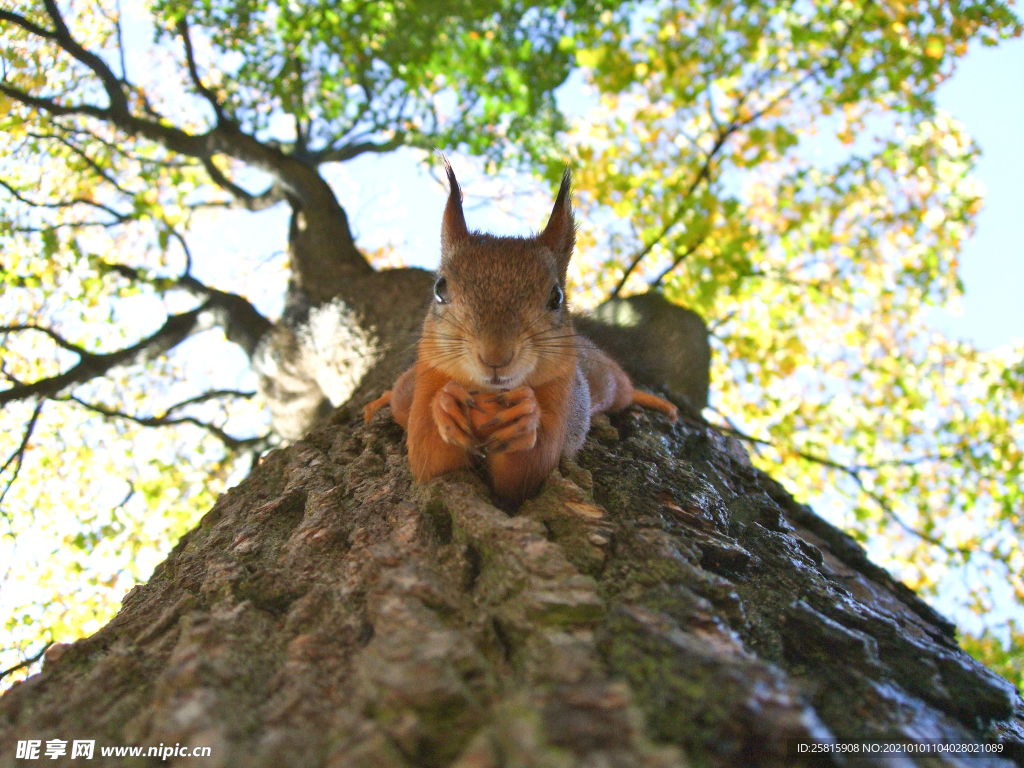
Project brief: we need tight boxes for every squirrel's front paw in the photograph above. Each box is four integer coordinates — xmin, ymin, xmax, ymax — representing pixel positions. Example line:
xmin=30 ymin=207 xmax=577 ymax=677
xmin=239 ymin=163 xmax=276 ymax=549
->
xmin=475 ymin=387 xmax=540 ymax=454
xmin=433 ymin=381 xmax=486 ymax=454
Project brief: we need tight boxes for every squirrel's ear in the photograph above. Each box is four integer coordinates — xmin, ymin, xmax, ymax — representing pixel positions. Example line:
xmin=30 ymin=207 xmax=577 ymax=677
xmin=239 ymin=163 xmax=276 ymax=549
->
xmin=441 ymin=158 xmax=469 ymax=258
xmin=539 ymin=168 xmax=575 ymax=281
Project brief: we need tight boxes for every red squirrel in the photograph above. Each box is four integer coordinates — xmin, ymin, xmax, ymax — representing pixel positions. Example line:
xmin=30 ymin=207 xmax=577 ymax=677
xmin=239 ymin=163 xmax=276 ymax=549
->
xmin=364 ymin=163 xmax=678 ymax=506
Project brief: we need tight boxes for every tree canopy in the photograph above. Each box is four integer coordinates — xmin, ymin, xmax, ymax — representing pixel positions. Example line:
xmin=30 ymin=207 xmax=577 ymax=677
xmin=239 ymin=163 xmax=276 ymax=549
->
xmin=1 ymin=0 xmax=1022 ymax=691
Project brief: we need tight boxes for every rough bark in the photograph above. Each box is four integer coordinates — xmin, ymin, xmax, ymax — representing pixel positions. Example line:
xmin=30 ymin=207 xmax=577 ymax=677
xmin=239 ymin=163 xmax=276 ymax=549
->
xmin=2 ymin=392 xmax=1022 ymax=767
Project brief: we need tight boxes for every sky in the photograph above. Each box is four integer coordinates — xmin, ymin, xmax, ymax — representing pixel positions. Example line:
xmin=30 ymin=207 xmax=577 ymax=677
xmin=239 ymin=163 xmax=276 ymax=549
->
xmin=929 ymin=38 xmax=1024 ymax=350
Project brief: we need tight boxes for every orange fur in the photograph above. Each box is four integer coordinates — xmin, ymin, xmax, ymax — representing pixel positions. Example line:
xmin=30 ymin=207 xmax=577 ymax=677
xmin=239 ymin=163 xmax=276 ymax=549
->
xmin=404 ymin=361 xmax=476 ymax=482
xmin=362 ymin=391 xmax=391 ymax=423
xmin=630 ymin=389 xmax=678 ymax=422
xmin=485 ymin=374 xmax=573 ymax=503
xmin=372 ymin=358 xmax=575 ymax=504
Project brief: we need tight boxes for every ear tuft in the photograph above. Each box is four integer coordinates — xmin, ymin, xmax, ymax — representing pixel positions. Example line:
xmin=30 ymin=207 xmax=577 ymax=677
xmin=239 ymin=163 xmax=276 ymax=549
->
xmin=539 ymin=168 xmax=575 ymax=282
xmin=440 ymin=156 xmax=469 ymax=258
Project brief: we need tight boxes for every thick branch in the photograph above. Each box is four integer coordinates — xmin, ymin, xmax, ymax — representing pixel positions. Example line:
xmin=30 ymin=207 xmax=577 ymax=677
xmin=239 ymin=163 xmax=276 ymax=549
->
xmin=0 ymin=294 xmax=270 ymax=408
xmin=4 ymin=2 xmax=373 ymax=293
xmin=98 ymin=247 xmax=271 ymax=353
xmin=0 ymin=83 xmax=109 ymax=121
xmin=0 ymin=311 xmax=207 ymax=407
xmin=0 ymin=10 xmax=56 ymax=40
xmin=0 ymin=9 xmax=338 ymax=215
xmin=40 ymin=0 xmax=130 ymax=115
xmin=0 ymin=79 xmax=269 ymax=188
xmin=179 ymin=286 xmax=271 ymax=353
xmin=201 ymin=158 xmax=286 ymax=211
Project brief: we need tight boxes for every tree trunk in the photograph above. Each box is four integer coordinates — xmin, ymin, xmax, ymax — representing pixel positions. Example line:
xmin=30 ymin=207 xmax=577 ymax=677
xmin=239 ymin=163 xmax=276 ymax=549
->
xmin=1 ymin=391 xmax=1021 ymax=766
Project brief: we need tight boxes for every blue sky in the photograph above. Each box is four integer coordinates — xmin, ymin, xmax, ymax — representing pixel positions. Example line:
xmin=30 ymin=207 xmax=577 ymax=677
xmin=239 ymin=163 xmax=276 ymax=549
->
xmin=929 ymin=37 xmax=1024 ymax=350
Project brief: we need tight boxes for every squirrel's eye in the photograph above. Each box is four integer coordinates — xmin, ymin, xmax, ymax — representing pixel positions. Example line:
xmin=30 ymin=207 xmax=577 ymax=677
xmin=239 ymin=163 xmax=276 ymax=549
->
xmin=547 ymin=284 xmax=564 ymax=311
xmin=433 ymin=276 xmax=449 ymax=304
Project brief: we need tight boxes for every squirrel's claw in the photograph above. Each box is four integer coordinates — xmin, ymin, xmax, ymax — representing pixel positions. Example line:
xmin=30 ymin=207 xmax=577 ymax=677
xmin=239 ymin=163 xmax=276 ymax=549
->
xmin=480 ymin=427 xmax=537 ymax=455
xmin=482 ymin=386 xmax=533 ymax=407
xmin=476 ymin=388 xmax=540 ymax=455
xmin=433 ymin=383 xmax=481 ymax=452
xmin=479 ymin=438 xmax=511 ymax=454
xmin=479 ymin=417 xmax=500 ymax=431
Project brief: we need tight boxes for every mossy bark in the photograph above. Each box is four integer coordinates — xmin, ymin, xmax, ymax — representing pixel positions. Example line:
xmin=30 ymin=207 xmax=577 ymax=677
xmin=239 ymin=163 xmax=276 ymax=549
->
xmin=2 ymin=393 xmax=1022 ymax=767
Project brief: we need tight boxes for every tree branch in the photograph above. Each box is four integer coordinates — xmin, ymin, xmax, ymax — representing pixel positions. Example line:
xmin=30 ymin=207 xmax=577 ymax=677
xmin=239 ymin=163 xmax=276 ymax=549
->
xmin=0 ymin=82 xmax=110 ymax=121
xmin=200 ymin=158 xmax=286 ymax=211
xmin=609 ymin=23 xmax=858 ymax=298
xmin=97 ymin=228 xmax=271 ymax=353
xmin=0 ymin=9 xmax=56 ymax=40
xmin=0 ymin=643 xmax=52 ymax=683
xmin=114 ymin=0 xmax=128 ymax=81
xmin=0 ymin=324 xmax=94 ymax=358
xmin=706 ymin=310 xmax=737 ymax=335
xmin=27 ymin=130 xmax=135 ymax=196
xmin=4 ymin=0 xmax=374 ymax=286
xmin=309 ymin=135 xmax=404 ymax=166
xmin=647 ymin=232 xmax=710 ymax=289
xmin=609 ymin=139 xmax=722 ymax=297
xmin=64 ymin=395 xmax=269 ymax=453
xmin=709 ymin=413 xmax=961 ymax=553
xmin=164 ymin=389 xmax=257 ymax=416
xmin=177 ymin=17 xmax=225 ymax=124
xmin=0 ymin=313 xmax=204 ymax=407
xmin=0 ymin=400 xmax=44 ymax=514
xmin=40 ymin=0 xmax=130 ymax=115
xmin=0 ymin=46 xmax=322 ymax=213
xmin=183 ymin=283 xmax=273 ymax=353
xmin=0 ymin=178 xmax=130 ymax=222
xmin=0 ymin=294 xmax=270 ymax=409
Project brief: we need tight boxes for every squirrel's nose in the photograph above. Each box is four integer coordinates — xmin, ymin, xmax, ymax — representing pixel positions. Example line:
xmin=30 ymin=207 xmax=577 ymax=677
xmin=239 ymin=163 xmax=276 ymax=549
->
xmin=478 ymin=351 xmax=514 ymax=370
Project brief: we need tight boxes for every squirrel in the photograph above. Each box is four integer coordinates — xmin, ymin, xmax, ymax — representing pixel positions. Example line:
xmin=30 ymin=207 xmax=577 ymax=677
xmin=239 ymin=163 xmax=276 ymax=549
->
xmin=364 ymin=162 xmax=678 ymax=506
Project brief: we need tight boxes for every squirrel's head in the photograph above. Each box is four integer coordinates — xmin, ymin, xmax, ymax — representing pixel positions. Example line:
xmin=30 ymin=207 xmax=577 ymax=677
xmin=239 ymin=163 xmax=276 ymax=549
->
xmin=421 ymin=162 xmax=576 ymax=391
